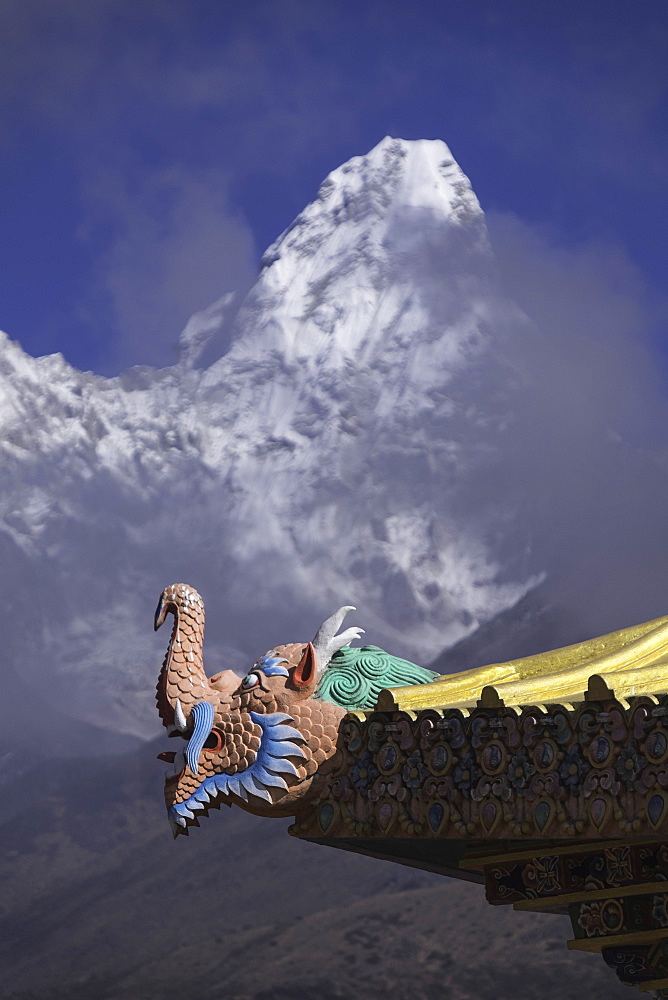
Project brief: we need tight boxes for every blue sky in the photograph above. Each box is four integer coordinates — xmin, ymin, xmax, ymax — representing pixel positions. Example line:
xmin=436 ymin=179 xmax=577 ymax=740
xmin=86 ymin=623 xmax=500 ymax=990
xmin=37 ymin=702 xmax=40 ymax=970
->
xmin=0 ymin=0 xmax=666 ymax=373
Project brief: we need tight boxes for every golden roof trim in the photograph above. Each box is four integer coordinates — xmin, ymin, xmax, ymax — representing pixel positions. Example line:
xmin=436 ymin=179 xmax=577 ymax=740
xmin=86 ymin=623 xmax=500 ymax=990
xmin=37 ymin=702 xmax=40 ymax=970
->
xmin=376 ymin=614 xmax=668 ymax=712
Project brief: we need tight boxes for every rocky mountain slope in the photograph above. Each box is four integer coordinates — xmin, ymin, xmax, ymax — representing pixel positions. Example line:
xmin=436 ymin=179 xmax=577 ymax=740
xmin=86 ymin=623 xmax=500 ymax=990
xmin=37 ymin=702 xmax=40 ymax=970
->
xmin=0 ymin=741 xmax=627 ymax=1000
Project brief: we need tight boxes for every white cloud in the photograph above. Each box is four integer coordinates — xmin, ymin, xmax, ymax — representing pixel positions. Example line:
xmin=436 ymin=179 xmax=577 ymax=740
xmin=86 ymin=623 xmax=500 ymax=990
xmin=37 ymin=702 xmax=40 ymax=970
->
xmin=77 ymin=166 xmax=256 ymax=369
xmin=482 ymin=211 xmax=668 ymax=640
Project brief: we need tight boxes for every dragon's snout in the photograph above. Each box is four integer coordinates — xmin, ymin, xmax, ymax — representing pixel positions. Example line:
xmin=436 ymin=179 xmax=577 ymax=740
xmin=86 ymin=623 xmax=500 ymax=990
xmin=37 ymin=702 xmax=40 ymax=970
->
xmin=154 ymin=595 xmax=167 ymax=631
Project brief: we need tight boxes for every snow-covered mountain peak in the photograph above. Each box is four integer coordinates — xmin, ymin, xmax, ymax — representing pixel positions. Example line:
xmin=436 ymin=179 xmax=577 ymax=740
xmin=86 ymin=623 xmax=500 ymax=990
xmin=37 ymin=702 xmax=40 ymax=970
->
xmin=200 ymin=137 xmax=493 ymax=385
xmin=0 ymin=138 xmax=587 ymax=741
xmin=256 ymin=135 xmax=486 ymax=287
xmin=317 ymin=135 xmax=483 ymax=224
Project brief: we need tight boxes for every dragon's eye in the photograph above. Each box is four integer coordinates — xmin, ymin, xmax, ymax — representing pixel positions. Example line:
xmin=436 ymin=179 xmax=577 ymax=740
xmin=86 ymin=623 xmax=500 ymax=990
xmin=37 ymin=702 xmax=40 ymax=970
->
xmin=203 ymin=729 xmax=223 ymax=752
xmin=241 ymin=672 xmax=261 ymax=690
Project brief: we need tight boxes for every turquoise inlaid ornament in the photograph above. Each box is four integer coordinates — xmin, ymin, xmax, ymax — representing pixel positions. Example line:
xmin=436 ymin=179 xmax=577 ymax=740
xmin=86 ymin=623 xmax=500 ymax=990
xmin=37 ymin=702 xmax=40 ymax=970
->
xmin=314 ymin=644 xmax=439 ymax=711
xmin=534 ymin=800 xmax=551 ymax=832
xmin=319 ymin=803 xmax=334 ymax=832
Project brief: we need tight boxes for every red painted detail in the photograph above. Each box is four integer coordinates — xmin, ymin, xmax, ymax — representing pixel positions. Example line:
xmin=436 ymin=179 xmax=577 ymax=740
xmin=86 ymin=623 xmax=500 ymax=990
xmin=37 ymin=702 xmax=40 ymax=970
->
xmin=292 ymin=642 xmax=316 ymax=688
xmin=203 ymin=729 xmax=224 ymax=753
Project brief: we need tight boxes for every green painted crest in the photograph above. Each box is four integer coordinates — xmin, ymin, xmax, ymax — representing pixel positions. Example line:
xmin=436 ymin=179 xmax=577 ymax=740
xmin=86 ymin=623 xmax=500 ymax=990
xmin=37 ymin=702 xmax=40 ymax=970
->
xmin=314 ymin=644 xmax=439 ymax=711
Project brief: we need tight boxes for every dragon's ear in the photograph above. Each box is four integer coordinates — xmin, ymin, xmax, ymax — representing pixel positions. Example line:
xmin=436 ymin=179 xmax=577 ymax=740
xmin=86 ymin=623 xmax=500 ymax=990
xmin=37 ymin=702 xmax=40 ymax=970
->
xmin=292 ymin=642 xmax=317 ymax=690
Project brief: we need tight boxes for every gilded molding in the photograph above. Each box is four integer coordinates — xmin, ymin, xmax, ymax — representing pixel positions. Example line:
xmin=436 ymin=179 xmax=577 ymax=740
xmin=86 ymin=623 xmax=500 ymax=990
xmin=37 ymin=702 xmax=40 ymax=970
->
xmin=379 ymin=614 xmax=668 ymax=711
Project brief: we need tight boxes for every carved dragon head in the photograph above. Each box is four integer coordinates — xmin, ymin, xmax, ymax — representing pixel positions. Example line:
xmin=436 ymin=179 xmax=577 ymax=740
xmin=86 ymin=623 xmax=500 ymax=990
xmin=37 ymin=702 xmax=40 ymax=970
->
xmin=154 ymin=583 xmax=365 ymax=836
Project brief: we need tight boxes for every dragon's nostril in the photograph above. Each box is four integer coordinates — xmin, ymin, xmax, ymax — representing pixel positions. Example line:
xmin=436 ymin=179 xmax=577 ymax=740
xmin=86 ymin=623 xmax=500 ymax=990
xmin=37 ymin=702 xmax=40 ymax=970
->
xmin=203 ymin=729 xmax=224 ymax=752
xmin=157 ymin=751 xmax=177 ymax=763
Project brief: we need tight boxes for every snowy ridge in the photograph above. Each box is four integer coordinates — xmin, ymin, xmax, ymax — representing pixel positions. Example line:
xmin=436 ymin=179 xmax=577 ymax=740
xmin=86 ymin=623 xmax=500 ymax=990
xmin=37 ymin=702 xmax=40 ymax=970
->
xmin=1 ymin=137 xmax=549 ymax=738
